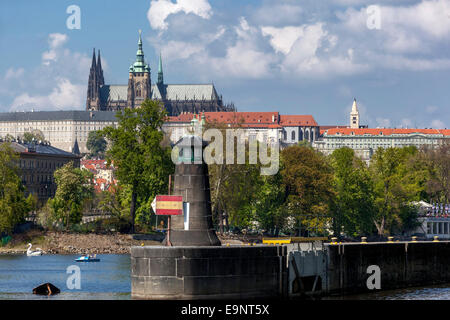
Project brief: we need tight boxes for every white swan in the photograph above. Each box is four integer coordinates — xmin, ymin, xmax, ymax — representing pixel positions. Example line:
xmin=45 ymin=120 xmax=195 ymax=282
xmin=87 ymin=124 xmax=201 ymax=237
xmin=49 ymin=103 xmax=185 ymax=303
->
xmin=27 ymin=243 xmax=43 ymax=256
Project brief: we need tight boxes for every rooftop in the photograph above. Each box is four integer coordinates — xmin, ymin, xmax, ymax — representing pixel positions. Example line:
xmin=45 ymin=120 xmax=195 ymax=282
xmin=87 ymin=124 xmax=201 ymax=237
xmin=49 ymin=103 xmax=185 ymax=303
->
xmin=3 ymin=140 xmax=80 ymax=157
xmin=167 ymin=112 xmax=318 ymax=127
xmin=0 ymin=110 xmax=117 ymax=122
xmin=323 ymin=128 xmax=450 ymax=136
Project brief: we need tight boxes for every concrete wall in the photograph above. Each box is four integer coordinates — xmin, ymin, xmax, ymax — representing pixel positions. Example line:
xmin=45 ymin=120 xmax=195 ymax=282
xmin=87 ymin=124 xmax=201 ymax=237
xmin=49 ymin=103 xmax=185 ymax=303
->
xmin=325 ymin=241 xmax=450 ymax=295
xmin=131 ymin=245 xmax=287 ymax=300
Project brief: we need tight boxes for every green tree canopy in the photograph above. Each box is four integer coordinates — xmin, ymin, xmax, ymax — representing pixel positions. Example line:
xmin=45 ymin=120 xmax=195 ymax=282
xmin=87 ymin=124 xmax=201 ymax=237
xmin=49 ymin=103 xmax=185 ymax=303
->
xmin=280 ymin=145 xmax=334 ymax=236
xmin=0 ymin=143 xmax=33 ymax=234
xmin=86 ymin=130 xmax=107 ymax=158
xmin=22 ymin=130 xmax=45 ymax=143
xmin=48 ymin=162 xmax=93 ymax=228
xmin=370 ymin=146 xmax=423 ymax=236
xmin=101 ymin=99 xmax=174 ymax=233
xmin=329 ymin=147 xmax=376 ymax=237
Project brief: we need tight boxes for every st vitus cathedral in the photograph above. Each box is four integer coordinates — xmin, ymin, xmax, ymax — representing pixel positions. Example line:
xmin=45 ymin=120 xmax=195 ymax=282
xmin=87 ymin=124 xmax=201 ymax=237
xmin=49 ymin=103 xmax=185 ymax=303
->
xmin=86 ymin=31 xmax=234 ymax=116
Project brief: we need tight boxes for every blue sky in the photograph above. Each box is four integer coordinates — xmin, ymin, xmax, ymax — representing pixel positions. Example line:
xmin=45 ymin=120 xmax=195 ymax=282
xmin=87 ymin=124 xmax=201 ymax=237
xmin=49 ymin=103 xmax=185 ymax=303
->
xmin=0 ymin=0 xmax=449 ymax=128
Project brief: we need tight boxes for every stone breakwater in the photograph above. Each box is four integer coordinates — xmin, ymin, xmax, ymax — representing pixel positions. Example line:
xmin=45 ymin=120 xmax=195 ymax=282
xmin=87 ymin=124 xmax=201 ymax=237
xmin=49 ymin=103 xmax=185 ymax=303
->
xmin=0 ymin=231 xmax=162 ymax=255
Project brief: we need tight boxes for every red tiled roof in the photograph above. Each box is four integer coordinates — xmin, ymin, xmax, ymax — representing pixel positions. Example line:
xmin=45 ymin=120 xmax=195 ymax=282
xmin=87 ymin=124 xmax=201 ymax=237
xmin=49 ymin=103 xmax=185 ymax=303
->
xmin=167 ymin=112 xmax=317 ymax=128
xmin=320 ymin=125 xmax=348 ymax=130
xmin=279 ymin=115 xmax=318 ymax=127
xmin=204 ymin=112 xmax=279 ymax=124
xmin=324 ymin=128 xmax=450 ymax=136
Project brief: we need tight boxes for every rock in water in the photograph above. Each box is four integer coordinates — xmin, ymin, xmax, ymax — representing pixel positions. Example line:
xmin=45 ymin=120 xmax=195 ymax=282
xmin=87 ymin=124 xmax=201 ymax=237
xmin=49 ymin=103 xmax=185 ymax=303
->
xmin=32 ymin=283 xmax=60 ymax=296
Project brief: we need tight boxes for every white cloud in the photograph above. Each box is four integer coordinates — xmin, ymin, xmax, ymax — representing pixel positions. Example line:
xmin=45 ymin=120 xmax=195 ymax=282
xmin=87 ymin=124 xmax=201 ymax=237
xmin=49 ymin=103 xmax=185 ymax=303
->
xmin=253 ymin=3 xmax=303 ymax=25
xmin=147 ymin=0 xmax=212 ymax=30
xmin=10 ymin=78 xmax=84 ymax=111
xmin=426 ymin=105 xmax=438 ymax=114
xmin=162 ymin=40 xmax=204 ymax=60
xmin=400 ymin=118 xmax=413 ymax=128
xmin=261 ymin=26 xmax=304 ymax=54
xmin=376 ymin=117 xmax=391 ymax=128
xmin=202 ymin=18 xmax=276 ymax=79
xmin=278 ymin=23 xmax=369 ymax=77
xmin=42 ymin=33 xmax=68 ymax=65
xmin=6 ymin=33 xmax=91 ymax=112
xmin=431 ymin=119 xmax=444 ymax=128
xmin=4 ymin=68 xmax=25 ymax=80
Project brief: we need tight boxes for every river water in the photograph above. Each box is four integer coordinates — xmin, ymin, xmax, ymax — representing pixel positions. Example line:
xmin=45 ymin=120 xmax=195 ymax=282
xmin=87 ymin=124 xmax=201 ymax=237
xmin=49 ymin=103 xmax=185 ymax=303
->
xmin=329 ymin=284 xmax=450 ymax=300
xmin=1 ymin=254 xmax=449 ymax=300
xmin=0 ymin=254 xmax=130 ymax=300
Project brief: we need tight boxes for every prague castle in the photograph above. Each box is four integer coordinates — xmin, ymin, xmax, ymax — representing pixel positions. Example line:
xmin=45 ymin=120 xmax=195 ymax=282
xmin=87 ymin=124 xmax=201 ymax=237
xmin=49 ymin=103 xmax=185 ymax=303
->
xmin=86 ymin=31 xmax=234 ymax=115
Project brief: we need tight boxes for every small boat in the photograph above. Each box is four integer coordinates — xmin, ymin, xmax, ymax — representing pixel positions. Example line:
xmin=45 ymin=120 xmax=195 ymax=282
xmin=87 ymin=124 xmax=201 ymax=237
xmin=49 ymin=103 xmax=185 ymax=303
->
xmin=75 ymin=254 xmax=100 ymax=262
xmin=27 ymin=243 xmax=43 ymax=256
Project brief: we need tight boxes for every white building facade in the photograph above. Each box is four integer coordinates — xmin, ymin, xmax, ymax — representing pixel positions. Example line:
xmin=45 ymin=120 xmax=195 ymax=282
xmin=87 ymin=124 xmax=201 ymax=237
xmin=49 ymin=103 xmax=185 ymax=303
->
xmin=313 ymin=128 xmax=450 ymax=162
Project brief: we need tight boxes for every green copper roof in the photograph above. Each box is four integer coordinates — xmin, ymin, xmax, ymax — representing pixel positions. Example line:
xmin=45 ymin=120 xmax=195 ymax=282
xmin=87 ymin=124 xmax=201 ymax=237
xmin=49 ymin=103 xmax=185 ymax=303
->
xmin=130 ymin=30 xmax=150 ymax=73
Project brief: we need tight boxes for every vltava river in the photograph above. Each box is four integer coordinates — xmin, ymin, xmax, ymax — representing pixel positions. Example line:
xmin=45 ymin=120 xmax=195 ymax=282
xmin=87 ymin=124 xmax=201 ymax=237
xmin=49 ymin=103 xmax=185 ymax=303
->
xmin=1 ymin=254 xmax=449 ymax=300
xmin=0 ymin=254 xmax=130 ymax=300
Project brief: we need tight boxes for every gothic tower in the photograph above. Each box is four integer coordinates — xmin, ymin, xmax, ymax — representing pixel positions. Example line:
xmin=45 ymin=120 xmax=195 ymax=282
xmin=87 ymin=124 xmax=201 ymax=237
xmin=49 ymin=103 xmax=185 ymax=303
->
xmin=350 ymin=98 xmax=360 ymax=129
xmin=157 ymin=52 xmax=166 ymax=99
xmin=86 ymin=49 xmax=101 ymax=111
xmin=97 ymin=50 xmax=104 ymax=87
xmin=127 ymin=30 xmax=151 ymax=109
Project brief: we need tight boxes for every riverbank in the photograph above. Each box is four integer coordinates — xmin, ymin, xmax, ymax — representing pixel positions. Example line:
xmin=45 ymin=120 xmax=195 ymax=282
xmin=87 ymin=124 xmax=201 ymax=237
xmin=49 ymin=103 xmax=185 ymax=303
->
xmin=0 ymin=229 xmax=162 ymax=255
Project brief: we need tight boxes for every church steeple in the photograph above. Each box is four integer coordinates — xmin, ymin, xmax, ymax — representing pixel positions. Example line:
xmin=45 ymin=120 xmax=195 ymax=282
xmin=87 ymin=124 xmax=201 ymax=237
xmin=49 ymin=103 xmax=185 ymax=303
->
xmin=91 ymin=48 xmax=97 ymax=70
xmin=157 ymin=52 xmax=164 ymax=86
xmin=86 ymin=48 xmax=101 ymax=110
xmin=350 ymin=98 xmax=360 ymax=129
xmin=130 ymin=30 xmax=150 ymax=73
xmin=127 ymin=30 xmax=151 ymax=109
xmin=97 ymin=50 xmax=104 ymax=86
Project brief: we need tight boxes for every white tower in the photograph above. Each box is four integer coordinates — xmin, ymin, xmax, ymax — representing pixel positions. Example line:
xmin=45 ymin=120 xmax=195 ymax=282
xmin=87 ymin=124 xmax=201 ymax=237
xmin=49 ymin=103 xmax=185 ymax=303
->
xmin=350 ymin=98 xmax=360 ymax=129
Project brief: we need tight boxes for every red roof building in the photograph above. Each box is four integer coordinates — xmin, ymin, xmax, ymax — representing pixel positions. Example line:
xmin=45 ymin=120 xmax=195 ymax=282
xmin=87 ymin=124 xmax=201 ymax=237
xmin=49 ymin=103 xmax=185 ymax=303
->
xmin=314 ymin=127 xmax=450 ymax=162
xmin=165 ymin=111 xmax=319 ymax=146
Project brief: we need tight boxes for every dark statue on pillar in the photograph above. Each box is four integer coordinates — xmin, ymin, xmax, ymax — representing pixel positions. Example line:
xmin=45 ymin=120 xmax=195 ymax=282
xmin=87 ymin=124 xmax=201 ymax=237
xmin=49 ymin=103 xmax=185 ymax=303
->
xmin=164 ymin=135 xmax=221 ymax=246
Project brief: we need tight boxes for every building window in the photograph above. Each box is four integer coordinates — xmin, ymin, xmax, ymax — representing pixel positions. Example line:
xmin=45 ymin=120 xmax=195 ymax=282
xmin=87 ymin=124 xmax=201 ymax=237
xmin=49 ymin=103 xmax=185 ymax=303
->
xmin=291 ymin=131 xmax=296 ymax=141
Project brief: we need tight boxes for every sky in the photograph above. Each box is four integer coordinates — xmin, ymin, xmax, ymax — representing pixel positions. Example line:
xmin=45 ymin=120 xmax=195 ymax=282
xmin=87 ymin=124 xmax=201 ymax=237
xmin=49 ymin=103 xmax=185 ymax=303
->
xmin=0 ymin=0 xmax=449 ymax=128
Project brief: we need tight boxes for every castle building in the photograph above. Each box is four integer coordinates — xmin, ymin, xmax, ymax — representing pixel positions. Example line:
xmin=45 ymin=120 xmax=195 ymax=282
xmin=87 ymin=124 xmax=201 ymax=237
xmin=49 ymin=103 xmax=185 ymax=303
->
xmin=86 ymin=31 xmax=234 ymax=115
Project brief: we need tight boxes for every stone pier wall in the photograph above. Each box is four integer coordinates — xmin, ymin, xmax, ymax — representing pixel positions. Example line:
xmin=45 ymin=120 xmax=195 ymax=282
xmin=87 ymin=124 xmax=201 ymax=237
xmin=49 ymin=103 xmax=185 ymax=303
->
xmin=325 ymin=241 xmax=450 ymax=295
xmin=131 ymin=246 xmax=287 ymax=300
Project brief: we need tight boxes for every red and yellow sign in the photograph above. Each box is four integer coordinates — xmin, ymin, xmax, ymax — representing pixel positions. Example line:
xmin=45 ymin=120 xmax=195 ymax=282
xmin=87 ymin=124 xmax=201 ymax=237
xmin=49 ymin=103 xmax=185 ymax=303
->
xmin=152 ymin=195 xmax=183 ymax=216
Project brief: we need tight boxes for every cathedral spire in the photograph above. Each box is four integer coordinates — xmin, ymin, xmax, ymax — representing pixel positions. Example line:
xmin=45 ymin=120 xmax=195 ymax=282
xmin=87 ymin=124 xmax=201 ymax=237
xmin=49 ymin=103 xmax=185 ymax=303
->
xmin=157 ymin=52 xmax=164 ymax=85
xmin=91 ymin=48 xmax=97 ymax=70
xmin=97 ymin=50 xmax=104 ymax=86
xmin=130 ymin=30 xmax=150 ymax=73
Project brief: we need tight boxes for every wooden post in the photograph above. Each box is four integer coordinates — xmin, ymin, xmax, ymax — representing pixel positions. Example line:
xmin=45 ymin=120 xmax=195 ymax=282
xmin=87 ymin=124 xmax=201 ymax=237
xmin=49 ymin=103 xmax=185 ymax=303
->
xmin=167 ymin=175 xmax=172 ymax=247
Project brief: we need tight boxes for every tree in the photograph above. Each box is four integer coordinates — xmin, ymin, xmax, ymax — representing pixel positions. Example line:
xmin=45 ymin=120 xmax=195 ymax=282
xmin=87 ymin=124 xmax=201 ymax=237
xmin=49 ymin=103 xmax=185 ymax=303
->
xmin=370 ymin=146 xmax=423 ymax=236
xmin=329 ymin=147 xmax=376 ymax=237
xmin=101 ymin=100 xmax=174 ymax=233
xmin=280 ymin=145 xmax=334 ymax=236
xmin=48 ymin=162 xmax=93 ymax=229
xmin=86 ymin=130 xmax=107 ymax=158
xmin=253 ymin=170 xmax=288 ymax=236
xmin=22 ymin=130 xmax=45 ymax=143
xmin=0 ymin=143 xmax=32 ymax=234
xmin=422 ymin=141 xmax=450 ymax=204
